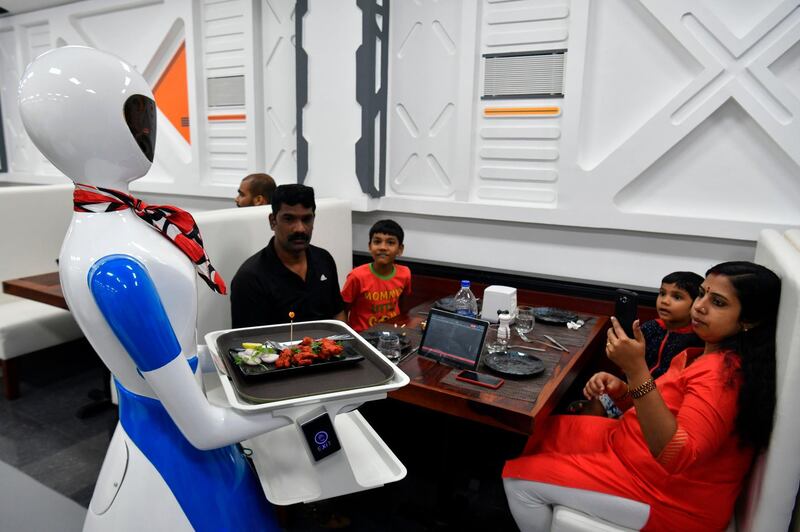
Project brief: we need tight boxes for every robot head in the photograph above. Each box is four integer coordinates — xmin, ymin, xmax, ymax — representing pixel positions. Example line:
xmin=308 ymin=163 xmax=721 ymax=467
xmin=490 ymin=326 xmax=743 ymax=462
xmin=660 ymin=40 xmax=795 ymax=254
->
xmin=18 ymin=46 xmax=156 ymax=189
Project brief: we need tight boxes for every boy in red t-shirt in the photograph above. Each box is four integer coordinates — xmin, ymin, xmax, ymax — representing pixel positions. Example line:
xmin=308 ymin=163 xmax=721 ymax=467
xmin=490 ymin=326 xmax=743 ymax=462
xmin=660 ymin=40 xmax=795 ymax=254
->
xmin=341 ymin=219 xmax=412 ymax=331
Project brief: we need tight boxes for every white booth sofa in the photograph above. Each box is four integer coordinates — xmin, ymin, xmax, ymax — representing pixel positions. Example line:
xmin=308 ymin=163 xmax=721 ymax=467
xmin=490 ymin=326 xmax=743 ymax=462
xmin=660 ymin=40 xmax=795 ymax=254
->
xmin=0 ymin=184 xmax=83 ymax=399
xmin=551 ymin=228 xmax=800 ymax=532
xmin=193 ymin=199 xmax=353 ymax=342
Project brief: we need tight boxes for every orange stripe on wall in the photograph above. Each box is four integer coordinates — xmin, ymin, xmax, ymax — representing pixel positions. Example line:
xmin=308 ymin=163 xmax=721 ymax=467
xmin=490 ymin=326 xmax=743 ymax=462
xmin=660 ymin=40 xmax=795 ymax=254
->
xmin=153 ymin=42 xmax=191 ymax=144
xmin=207 ymin=114 xmax=247 ymax=121
xmin=484 ymin=107 xmax=561 ymax=116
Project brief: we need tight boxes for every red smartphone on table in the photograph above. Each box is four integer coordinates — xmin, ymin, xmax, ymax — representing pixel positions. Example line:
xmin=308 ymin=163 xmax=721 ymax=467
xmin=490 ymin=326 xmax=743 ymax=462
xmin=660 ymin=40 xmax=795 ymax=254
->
xmin=455 ymin=370 xmax=504 ymax=389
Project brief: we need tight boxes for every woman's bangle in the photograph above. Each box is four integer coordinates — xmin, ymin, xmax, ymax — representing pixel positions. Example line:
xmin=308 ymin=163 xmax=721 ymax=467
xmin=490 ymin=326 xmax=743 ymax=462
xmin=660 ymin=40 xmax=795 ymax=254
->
xmin=628 ymin=377 xmax=656 ymax=399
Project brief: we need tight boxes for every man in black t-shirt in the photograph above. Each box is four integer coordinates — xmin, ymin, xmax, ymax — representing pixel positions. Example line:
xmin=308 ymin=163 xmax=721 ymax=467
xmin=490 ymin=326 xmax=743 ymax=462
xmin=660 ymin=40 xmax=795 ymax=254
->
xmin=230 ymin=184 xmax=346 ymax=328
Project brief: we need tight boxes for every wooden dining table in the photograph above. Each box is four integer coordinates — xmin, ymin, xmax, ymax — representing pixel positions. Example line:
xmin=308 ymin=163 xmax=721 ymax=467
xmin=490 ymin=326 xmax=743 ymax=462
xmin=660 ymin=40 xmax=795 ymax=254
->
xmin=2 ymin=271 xmax=115 ymax=417
xmin=2 ymin=272 xmax=66 ymax=310
xmin=368 ymin=301 xmax=609 ymax=436
xmin=4 ymin=272 xmax=610 ymax=435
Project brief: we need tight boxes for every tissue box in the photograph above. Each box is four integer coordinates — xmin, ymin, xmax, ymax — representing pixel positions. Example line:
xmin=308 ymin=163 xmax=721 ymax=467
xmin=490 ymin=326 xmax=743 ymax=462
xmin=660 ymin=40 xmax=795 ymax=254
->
xmin=480 ymin=285 xmax=517 ymax=323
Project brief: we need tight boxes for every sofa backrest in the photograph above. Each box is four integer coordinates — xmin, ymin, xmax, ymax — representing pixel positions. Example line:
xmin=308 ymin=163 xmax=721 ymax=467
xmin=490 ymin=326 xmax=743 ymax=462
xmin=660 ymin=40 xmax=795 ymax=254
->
xmin=193 ymin=198 xmax=352 ymax=341
xmin=0 ymin=184 xmax=73 ymax=305
xmin=740 ymin=229 xmax=800 ymax=531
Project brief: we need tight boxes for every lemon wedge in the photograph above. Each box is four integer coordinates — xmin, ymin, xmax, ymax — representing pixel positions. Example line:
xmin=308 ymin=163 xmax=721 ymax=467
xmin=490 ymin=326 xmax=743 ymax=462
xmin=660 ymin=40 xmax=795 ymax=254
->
xmin=241 ymin=342 xmax=263 ymax=349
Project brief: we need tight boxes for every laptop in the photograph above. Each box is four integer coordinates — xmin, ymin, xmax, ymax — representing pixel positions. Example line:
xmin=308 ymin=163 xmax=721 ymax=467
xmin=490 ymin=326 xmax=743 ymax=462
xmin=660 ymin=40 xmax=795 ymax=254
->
xmin=418 ymin=308 xmax=490 ymax=370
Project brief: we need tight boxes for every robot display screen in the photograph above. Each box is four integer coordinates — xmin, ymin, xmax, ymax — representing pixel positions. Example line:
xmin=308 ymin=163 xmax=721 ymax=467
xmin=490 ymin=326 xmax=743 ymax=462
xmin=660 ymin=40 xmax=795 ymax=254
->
xmin=124 ymin=94 xmax=157 ymax=162
xmin=418 ymin=309 xmax=489 ymax=370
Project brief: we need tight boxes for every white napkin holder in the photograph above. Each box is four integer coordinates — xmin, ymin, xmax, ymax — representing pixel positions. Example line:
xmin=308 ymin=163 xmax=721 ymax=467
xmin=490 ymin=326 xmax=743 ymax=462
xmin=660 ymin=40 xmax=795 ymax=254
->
xmin=480 ymin=285 xmax=517 ymax=323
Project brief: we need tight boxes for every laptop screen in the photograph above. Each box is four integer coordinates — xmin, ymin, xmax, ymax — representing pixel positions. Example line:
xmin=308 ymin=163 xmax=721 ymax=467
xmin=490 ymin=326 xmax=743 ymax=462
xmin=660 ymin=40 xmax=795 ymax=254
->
xmin=418 ymin=309 xmax=489 ymax=370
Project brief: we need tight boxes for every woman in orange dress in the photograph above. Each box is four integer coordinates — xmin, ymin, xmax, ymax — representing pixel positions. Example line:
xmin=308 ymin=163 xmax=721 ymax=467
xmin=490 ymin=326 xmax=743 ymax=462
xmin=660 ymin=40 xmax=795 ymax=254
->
xmin=503 ymin=261 xmax=780 ymax=531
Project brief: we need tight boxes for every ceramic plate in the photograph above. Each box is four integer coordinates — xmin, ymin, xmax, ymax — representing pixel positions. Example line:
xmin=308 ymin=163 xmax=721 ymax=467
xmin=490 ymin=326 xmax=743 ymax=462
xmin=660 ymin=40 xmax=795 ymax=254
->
xmin=483 ymin=350 xmax=545 ymax=377
xmin=531 ymin=307 xmax=578 ymax=325
xmin=228 ymin=344 xmax=363 ymax=379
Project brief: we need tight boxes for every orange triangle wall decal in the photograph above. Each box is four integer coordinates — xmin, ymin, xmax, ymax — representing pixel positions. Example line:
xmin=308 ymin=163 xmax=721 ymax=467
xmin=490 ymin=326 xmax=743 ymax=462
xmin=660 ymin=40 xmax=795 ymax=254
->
xmin=153 ymin=41 xmax=191 ymax=144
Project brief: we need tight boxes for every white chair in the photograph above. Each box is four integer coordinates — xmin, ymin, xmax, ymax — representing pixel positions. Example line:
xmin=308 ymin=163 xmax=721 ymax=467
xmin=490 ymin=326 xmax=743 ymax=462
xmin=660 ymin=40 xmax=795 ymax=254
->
xmin=552 ymin=229 xmax=800 ymax=532
xmin=0 ymin=184 xmax=83 ymax=399
xmin=193 ymin=199 xmax=353 ymax=342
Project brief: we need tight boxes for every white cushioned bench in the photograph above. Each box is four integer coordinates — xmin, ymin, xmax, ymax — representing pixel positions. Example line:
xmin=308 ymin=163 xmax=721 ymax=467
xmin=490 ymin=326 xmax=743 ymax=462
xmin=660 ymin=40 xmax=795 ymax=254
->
xmin=0 ymin=184 xmax=83 ymax=399
xmin=193 ymin=199 xmax=353 ymax=342
xmin=552 ymin=229 xmax=800 ymax=532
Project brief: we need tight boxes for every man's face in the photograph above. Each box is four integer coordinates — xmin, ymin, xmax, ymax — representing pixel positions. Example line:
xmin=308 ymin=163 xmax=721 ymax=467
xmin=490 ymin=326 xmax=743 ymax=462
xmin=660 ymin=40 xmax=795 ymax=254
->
xmin=269 ymin=203 xmax=315 ymax=254
xmin=236 ymin=178 xmax=266 ymax=207
xmin=235 ymin=179 xmax=255 ymax=207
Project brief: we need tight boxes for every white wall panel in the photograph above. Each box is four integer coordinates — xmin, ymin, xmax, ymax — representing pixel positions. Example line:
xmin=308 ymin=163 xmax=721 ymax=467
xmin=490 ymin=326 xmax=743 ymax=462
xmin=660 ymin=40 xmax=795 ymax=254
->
xmin=387 ymin=0 xmax=476 ymax=199
xmin=71 ymin=2 xmax=172 ymax=75
xmin=0 ymin=0 xmax=798 ymax=289
xmin=260 ymin=0 xmax=296 ymax=183
xmin=472 ymin=0 xmax=567 ymax=206
xmin=300 ymin=0 xmax=363 ymax=201
xmin=200 ymin=0 xmax=252 ymax=184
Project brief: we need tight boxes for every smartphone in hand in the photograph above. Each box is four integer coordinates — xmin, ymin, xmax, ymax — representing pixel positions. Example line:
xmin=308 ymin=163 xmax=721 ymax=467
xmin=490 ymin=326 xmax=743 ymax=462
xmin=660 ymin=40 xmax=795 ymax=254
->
xmin=614 ymin=288 xmax=639 ymax=338
xmin=455 ymin=370 xmax=504 ymax=389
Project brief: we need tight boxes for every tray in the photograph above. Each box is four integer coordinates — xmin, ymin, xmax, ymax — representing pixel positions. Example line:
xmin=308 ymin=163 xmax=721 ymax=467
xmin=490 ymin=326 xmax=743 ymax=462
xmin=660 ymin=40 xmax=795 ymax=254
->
xmin=483 ymin=350 xmax=545 ymax=377
xmin=209 ymin=321 xmax=404 ymax=407
xmin=244 ymin=409 xmax=407 ymax=505
xmin=532 ymin=307 xmax=578 ymax=325
xmin=229 ymin=344 xmax=364 ymax=379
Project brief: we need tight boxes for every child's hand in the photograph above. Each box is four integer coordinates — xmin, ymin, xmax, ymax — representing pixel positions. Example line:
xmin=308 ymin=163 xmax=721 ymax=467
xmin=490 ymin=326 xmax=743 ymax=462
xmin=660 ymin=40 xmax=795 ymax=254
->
xmin=606 ymin=317 xmax=647 ymax=376
xmin=583 ymin=372 xmax=627 ymax=401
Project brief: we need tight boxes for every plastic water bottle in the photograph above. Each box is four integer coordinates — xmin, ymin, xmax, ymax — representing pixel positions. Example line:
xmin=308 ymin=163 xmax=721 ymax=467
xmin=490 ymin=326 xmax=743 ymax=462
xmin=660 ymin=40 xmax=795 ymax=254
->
xmin=454 ymin=280 xmax=478 ymax=318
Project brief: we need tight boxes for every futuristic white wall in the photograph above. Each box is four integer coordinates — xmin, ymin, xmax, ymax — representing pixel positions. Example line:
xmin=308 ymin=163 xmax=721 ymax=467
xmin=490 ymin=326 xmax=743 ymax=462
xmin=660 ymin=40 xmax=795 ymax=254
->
xmin=0 ymin=0 xmax=798 ymax=289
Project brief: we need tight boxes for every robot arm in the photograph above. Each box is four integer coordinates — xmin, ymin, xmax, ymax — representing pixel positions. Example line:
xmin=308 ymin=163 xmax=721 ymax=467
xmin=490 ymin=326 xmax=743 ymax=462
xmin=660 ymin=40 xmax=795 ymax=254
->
xmin=89 ymin=255 xmax=291 ymax=450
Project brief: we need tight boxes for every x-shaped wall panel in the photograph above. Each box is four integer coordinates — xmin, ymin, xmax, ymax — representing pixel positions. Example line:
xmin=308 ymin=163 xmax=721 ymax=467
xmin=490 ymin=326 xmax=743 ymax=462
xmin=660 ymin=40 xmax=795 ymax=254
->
xmin=583 ymin=1 xmax=800 ymax=199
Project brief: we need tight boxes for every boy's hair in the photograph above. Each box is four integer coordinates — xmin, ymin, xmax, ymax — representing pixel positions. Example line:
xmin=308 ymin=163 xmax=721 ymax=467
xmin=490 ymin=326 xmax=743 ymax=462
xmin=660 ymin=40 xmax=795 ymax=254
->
xmin=369 ymin=219 xmax=404 ymax=245
xmin=661 ymin=271 xmax=704 ymax=299
xmin=244 ymin=173 xmax=276 ymax=203
xmin=271 ymin=184 xmax=315 ymax=215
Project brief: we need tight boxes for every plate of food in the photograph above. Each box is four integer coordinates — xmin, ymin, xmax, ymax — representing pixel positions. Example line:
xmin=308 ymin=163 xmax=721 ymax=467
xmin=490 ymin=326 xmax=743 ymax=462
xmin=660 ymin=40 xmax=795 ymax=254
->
xmin=483 ymin=350 xmax=545 ymax=377
xmin=228 ymin=336 xmax=363 ymax=379
xmin=531 ymin=307 xmax=578 ymax=325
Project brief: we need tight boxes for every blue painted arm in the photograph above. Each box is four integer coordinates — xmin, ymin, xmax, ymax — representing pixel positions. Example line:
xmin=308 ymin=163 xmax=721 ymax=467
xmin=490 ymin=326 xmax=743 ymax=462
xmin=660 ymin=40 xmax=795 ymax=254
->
xmin=88 ymin=254 xmax=181 ymax=371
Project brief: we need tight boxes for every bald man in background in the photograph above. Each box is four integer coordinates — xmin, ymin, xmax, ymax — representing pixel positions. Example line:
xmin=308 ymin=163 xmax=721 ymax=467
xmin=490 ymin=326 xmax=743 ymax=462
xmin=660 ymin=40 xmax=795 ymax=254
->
xmin=235 ymin=173 xmax=276 ymax=207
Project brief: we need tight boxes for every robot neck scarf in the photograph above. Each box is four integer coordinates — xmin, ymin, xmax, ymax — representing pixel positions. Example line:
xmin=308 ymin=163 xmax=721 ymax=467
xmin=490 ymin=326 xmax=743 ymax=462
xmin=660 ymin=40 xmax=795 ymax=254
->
xmin=73 ymin=183 xmax=227 ymax=295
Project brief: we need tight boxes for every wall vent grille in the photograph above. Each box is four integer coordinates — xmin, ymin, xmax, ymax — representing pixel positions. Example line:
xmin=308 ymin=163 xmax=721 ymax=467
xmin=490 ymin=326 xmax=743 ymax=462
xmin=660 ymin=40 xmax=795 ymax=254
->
xmin=483 ymin=50 xmax=566 ymax=99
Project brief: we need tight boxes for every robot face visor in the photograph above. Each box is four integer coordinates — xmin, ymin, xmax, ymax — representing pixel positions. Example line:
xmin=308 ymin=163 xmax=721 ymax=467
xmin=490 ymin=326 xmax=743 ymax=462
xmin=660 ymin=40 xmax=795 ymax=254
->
xmin=124 ymin=94 xmax=157 ymax=162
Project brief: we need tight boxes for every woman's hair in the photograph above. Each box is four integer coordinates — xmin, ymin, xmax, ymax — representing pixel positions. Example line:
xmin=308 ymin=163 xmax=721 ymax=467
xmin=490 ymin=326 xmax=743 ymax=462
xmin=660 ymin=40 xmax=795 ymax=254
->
xmin=707 ymin=261 xmax=781 ymax=450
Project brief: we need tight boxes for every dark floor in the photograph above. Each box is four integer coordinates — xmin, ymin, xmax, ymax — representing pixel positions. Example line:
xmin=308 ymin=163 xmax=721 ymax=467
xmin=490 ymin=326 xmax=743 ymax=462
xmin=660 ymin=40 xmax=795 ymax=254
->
xmin=0 ymin=341 xmax=523 ymax=531
xmin=0 ymin=340 xmax=116 ymax=506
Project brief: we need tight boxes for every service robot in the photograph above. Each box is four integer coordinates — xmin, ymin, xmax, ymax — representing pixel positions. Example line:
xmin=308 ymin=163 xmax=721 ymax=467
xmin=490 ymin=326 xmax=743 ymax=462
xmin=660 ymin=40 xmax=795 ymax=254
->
xmin=19 ymin=46 xmax=289 ymax=531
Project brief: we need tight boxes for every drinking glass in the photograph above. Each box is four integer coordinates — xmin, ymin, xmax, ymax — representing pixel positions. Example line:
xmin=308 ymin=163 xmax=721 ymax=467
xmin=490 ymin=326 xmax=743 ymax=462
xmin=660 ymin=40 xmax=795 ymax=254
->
xmin=515 ymin=306 xmax=535 ymax=340
xmin=486 ymin=324 xmax=508 ymax=353
xmin=377 ymin=332 xmax=401 ymax=362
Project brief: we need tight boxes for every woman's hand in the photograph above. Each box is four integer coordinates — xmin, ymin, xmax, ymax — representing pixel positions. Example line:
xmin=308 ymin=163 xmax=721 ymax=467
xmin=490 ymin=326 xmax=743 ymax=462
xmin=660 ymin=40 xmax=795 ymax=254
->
xmin=583 ymin=372 xmax=628 ymax=401
xmin=606 ymin=317 xmax=648 ymax=377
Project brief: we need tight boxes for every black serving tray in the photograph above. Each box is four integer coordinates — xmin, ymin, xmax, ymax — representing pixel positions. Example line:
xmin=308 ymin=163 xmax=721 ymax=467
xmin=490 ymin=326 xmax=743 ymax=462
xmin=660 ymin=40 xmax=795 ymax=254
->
xmin=214 ymin=323 xmax=396 ymax=404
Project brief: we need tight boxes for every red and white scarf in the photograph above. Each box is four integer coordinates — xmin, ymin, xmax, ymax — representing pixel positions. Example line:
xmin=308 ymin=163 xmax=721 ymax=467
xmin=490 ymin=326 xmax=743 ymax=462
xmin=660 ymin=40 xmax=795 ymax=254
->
xmin=73 ymin=183 xmax=227 ymax=295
